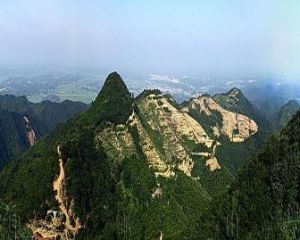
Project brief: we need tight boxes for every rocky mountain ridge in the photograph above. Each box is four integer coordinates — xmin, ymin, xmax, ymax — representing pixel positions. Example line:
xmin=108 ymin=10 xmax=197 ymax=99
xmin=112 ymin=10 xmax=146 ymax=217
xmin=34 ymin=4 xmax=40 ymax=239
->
xmin=0 ymin=72 xmax=264 ymax=239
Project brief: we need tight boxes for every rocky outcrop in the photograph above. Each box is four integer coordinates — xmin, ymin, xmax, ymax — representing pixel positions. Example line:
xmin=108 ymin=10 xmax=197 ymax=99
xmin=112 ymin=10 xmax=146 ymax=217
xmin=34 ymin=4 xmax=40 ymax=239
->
xmin=133 ymin=114 xmax=174 ymax=178
xmin=190 ymin=96 xmax=258 ymax=142
xmin=137 ymin=94 xmax=220 ymax=176
xmin=97 ymin=124 xmax=135 ymax=162
xmin=205 ymin=157 xmax=221 ymax=171
xmin=23 ymin=116 xmax=37 ymax=146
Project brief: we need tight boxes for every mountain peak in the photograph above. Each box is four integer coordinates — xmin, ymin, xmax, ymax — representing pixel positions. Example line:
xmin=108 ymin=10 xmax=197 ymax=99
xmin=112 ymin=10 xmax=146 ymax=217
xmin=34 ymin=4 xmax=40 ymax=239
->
xmin=274 ymin=99 xmax=300 ymax=130
xmin=226 ymin=87 xmax=244 ymax=98
xmin=280 ymin=99 xmax=300 ymax=114
xmin=285 ymin=99 xmax=300 ymax=107
xmin=90 ymin=72 xmax=133 ymax=124
xmin=98 ymin=71 xmax=128 ymax=97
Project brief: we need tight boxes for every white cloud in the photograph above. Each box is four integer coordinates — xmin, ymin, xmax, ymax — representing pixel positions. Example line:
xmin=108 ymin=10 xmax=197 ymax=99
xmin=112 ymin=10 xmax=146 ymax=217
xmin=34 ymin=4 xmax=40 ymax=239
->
xmin=248 ymin=79 xmax=256 ymax=83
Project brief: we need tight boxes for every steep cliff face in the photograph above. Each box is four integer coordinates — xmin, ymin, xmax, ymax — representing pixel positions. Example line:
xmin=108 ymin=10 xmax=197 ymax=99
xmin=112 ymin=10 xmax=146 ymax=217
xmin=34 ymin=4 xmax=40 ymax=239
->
xmin=23 ymin=116 xmax=37 ymax=146
xmin=0 ymin=73 xmax=262 ymax=239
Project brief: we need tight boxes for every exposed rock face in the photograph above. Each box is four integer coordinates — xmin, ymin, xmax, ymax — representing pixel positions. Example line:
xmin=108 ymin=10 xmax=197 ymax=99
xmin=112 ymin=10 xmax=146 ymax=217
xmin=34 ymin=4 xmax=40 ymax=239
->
xmin=134 ymin=114 xmax=174 ymax=178
xmin=97 ymin=124 xmax=135 ymax=162
xmin=136 ymin=94 xmax=221 ymax=176
xmin=190 ymin=96 xmax=258 ymax=142
xmin=23 ymin=116 xmax=37 ymax=146
xmin=33 ymin=232 xmax=55 ymax=240
xmin=206 ymin=157 xmax=221 ymax=171
xmin=152 ymin=187 xmax=163 ymax=199
xmin=54 ymin=146 xmax=81 ymax=233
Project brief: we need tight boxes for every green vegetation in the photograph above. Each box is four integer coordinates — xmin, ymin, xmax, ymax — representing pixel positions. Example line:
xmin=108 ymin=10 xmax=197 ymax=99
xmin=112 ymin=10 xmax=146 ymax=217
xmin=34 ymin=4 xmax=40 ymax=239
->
xmin=30 ymin=99 xmax=88 ymax=132
xmin=0 ymin=132 xmax=59 ymax=221
xmin=0 ymin=72 xmax=134 ymax=239
xmin=273 ymin=100 xmax=300 ymax=131
xmin=0 ymin=110 xmax=30 ymax=168
xmin=182 ymin=135 xmax=211 ymax=153
xmin=116 ymin=156 xmax=212 ymax=239
xmin=216 ymin=111 xmax=300 ymax=239
xmin=86 ymin=71 xmax=133 ymax=126
xmin=0 ymin=95 xmax=33 ymax=114
xmin=135 ymin=103 xmax=166 ymax=156
xmin=135 ymin=89 xmax=162 ymax=102
xmin=0 ymin=200 xmax=31 ymax=240
xmin=0 ymin=72 xmax=216 ymax=239
xmin=191 ymin=155 xmax=233 ymax=198
xmin=64 ymin=128 xmax=118 ymax=239
xmin=215 ymin=135 xmax=258 ymax=173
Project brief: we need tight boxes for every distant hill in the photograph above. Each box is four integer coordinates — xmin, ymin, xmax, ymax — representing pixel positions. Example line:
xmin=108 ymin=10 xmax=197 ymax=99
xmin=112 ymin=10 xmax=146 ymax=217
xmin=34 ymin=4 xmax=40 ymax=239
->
xmin=273 ymin=100 xmax=300 ymax=130
xmin=243 ymin=82 xmax=300 ymax=122
xmin=0 ymin=95 xmax=88 ymax=168
xmin=30 ymin=100 xmax=88 ymax=132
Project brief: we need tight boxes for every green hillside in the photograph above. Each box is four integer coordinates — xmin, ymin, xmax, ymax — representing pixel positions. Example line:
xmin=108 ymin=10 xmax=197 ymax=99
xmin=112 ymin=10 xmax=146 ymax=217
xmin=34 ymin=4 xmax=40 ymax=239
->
xmin=217 ymin=110 xmax=300 ymax=239
xmin=0 ymin=200 xmax=31 ymax=240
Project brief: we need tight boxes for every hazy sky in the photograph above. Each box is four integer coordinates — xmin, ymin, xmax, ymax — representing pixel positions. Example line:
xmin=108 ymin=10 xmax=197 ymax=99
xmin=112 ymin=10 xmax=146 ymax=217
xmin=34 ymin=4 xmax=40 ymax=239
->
xmin=0 ymin=0 xmax=300 ymax=75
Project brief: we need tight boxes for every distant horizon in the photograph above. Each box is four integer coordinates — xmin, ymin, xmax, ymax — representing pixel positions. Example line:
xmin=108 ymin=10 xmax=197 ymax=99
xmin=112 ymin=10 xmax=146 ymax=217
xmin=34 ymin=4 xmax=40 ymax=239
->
xmin=1 ymin=1 xmax=300 ymax=78
xmin=1 ymin=64 xmax=300 ymax=106
xmin=1 ymin=64 xmax=300 ymax=80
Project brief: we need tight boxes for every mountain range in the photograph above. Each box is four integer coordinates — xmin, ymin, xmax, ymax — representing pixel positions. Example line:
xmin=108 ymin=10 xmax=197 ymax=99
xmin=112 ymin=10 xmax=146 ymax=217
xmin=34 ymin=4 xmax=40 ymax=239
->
xmin=0 ymin=72 xmax=299 ymax=239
